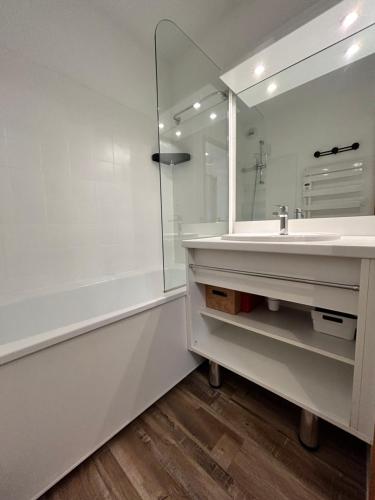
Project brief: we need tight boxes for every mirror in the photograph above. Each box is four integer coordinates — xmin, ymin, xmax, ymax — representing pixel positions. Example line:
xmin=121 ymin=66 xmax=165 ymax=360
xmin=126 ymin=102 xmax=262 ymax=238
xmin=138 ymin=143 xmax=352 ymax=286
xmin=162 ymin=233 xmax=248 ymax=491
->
xmin=236 ymin=23 xmax=375 ymax=221
xmin=155 ymin=20 xmax=229 ymax=290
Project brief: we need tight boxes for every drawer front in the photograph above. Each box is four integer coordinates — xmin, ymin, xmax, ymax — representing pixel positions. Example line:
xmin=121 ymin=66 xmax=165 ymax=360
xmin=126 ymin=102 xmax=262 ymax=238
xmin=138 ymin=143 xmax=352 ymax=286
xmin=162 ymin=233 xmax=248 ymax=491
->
xmin=191 ymin=249 xmax=360 ymax=286
xmin=189 ymin=250 xmax=360 ymax=314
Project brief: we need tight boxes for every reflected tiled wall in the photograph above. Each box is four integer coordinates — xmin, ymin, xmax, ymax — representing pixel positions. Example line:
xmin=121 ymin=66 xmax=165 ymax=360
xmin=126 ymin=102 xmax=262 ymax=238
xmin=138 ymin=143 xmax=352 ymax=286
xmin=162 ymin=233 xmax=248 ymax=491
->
xmin=0 ymin=49 xmax=162 ymax=303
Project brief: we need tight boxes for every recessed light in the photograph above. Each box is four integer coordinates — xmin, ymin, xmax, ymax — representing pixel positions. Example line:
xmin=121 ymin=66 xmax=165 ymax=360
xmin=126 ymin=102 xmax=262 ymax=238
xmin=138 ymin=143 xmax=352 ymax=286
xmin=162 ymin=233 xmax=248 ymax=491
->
xmin=353 ymin=162 xmax=363 ymax=167
xmin=205 ymin=152 xmax=209 ymax=156
xmin=193 ymin=102 xmax=201 ymax=110
xmin=345 ymin=43 xmax=360 ymax=58
xmin=254 ymin=64 xmax=265 ymax=77
xmin=175 ymin=130 xmax=181 ymax=137
xmin=322 ymin=168 xmax=328 ymax=171
xmin=210 ymin=113 xmax=217 ymax=120
xmin=158 ymin=122 xmax=164 ymax=129
xmin=267 ymin=82 xmax=277 ymax=94
xmin=342 ymin=11 xmax=359 ymax=29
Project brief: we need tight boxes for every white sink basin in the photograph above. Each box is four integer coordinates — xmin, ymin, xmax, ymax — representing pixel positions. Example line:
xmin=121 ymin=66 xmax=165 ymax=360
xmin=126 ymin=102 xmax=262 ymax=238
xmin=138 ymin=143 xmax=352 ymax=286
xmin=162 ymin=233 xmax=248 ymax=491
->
xmin=221 ymin=232 xmax=341 ymax=242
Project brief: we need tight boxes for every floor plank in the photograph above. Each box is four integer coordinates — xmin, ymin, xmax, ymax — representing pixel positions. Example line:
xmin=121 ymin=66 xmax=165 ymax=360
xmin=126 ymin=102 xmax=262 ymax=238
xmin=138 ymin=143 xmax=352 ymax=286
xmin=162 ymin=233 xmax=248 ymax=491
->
xmin=145 ymin=405 xmax=239 ymax=495
xmin=109 ymin=421 xmax=188 ymax=499
xmin=93 ymin=448 xmax=142 ymax=500
xmin=228 ymin=448 xmax=320 ymax=500
xmin=41 ymin=364 xmax=367 ymax=500
xmin=42 ymin=456 xmax=112 ymax=500
xmin=138 ymin=412 xmax=232 ymax=500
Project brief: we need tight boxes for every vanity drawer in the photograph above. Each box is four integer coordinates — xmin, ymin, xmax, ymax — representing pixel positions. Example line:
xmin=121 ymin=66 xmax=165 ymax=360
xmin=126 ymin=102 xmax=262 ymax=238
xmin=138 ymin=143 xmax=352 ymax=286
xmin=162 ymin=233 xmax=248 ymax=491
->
xmin=188 ymin=249 xmax=360 ymax=314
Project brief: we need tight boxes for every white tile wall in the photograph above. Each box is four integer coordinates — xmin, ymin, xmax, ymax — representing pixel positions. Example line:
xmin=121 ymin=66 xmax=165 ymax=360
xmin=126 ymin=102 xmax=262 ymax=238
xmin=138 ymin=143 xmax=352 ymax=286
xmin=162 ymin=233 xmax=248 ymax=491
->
xmin=0 ymin=48 xmax=162 ymax=303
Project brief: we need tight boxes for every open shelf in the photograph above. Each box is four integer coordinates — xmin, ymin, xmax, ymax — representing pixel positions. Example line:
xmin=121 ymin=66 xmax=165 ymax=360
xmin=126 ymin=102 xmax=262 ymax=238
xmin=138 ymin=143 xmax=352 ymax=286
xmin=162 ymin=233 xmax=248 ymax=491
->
xmin=191 ymin=323 xmax=353 ymax=428
xmin=200 ymin=304 xmax=355 ymax=365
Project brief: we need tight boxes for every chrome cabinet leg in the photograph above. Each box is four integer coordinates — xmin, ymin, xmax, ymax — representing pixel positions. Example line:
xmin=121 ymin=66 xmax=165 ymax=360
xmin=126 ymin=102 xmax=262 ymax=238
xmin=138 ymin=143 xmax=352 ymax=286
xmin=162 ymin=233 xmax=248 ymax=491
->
xmin=208 ymin=361 xmax=221 ymax=388
xmin=299 ymin=409 xmax=319 ymax=450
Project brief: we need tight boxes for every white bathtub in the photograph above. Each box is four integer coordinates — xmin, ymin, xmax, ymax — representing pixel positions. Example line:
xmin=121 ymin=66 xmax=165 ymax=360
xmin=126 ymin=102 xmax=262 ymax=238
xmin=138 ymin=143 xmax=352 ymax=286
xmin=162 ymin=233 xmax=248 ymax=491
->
xmin=0 ymin=270 xmax=176 ymax=364
xmin=0 ymin=271 xmax=200 ymax=500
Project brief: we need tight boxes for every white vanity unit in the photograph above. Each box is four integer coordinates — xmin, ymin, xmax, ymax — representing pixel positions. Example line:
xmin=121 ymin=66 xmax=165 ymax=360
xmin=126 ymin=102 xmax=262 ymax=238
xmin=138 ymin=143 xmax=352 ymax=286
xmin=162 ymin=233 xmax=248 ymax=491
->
xmin=183 ymin=236 xmax=375 ymax=444
xmin=180 ymin=0 xmax=375 ymax=446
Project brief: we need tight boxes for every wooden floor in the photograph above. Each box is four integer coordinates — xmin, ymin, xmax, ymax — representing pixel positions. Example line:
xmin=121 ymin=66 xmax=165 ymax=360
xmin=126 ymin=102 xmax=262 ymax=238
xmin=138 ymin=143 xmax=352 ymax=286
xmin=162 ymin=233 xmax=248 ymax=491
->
xmin=41 ymin=364 xmax=367 ymax=500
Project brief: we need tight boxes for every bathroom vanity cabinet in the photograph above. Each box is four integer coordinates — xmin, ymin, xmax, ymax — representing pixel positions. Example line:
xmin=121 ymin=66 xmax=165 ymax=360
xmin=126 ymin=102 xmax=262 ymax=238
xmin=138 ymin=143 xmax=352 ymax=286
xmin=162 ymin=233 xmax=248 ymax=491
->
xmin=183 ymin=237 xmax=375 ymax=443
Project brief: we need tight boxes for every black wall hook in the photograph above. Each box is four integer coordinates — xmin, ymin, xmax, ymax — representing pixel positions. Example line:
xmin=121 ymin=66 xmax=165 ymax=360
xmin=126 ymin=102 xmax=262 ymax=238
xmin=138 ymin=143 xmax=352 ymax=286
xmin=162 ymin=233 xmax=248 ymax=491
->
xmin=314 ymin=142 xmax=359 ymax=158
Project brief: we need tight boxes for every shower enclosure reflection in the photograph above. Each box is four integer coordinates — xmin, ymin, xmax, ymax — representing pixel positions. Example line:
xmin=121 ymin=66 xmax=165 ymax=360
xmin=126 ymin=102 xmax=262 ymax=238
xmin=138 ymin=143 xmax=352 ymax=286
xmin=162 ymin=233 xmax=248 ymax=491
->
xmin=155 ymin=20 xmax=229 ymax=290
xmin=236 ymin=101 xmax=272 ymax=220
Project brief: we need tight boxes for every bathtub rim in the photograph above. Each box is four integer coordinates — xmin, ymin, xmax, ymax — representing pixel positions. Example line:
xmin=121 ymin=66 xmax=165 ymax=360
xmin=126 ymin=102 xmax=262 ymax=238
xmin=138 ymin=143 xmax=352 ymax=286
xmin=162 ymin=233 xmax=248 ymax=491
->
xmin=0 ymin=287 xmax=186 ymax=367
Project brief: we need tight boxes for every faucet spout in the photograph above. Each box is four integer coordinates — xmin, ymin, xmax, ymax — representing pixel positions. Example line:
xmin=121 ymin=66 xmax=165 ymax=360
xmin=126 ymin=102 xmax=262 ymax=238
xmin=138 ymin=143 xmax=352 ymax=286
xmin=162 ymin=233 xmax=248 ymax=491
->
xmin=274 ymin=205 xmax=289 ymax=235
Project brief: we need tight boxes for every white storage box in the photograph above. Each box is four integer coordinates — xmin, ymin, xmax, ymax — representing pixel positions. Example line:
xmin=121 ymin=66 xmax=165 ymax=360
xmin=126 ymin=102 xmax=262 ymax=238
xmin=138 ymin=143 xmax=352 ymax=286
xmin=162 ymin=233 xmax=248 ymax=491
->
xmin=311 ymin=308 xmax=356 ymax=340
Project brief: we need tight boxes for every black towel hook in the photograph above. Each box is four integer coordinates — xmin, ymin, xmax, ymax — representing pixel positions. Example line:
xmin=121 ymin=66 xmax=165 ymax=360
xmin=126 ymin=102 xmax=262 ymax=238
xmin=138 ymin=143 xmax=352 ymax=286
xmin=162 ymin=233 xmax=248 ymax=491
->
xmin=314 ymin=142 xmax=359 ymax=158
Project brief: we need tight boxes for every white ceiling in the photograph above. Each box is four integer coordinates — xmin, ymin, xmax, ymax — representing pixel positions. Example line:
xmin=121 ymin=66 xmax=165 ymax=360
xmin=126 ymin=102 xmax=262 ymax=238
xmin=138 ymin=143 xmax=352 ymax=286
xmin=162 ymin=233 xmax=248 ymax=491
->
xmin=91 ymin=0 xmax=341 ymax=70
xmin=0 ymin=0 xmax=341 ymax=117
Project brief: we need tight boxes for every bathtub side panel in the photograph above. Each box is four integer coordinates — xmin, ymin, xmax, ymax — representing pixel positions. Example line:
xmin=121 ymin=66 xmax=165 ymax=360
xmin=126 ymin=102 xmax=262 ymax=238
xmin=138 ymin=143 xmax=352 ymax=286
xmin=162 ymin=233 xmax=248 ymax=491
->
xmin=0 ymin=296 xmax=201 ymax=500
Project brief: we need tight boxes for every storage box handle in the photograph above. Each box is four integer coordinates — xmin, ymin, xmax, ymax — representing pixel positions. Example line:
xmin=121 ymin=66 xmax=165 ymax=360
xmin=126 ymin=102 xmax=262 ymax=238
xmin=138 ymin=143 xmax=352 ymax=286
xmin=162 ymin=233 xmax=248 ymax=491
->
xmin=212 ymin=289 xmax=227 ymax=297
xmin=322 ymin=314 xmax=343 ymax=323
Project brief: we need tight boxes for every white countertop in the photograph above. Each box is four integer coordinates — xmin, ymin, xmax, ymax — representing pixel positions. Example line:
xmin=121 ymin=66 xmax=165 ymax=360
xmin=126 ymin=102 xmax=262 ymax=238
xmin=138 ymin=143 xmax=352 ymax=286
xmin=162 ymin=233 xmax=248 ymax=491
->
xmin=182 ymin=235 xmax=375 ymax=258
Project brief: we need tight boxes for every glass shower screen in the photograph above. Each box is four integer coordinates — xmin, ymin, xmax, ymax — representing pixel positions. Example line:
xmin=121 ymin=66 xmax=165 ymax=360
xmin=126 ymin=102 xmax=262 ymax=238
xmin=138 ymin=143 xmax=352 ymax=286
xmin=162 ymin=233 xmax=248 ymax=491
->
xmin=155 ymin=20 xmax=229 ymax=291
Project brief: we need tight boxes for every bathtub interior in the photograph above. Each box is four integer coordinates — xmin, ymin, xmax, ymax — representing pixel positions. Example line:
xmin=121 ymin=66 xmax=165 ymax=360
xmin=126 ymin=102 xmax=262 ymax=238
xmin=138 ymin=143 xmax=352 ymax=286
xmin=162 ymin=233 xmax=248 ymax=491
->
xmin=0 ymin=270 xmax=169 ymax=346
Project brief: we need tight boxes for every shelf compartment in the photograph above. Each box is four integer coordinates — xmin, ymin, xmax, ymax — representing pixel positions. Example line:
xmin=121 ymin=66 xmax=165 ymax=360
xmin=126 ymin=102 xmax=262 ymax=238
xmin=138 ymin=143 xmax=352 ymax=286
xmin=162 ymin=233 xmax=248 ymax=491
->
xmin=191 ymin=323 xmax=353 ymax=428
xmin=200 ymin=304 xmax=355 ymax=365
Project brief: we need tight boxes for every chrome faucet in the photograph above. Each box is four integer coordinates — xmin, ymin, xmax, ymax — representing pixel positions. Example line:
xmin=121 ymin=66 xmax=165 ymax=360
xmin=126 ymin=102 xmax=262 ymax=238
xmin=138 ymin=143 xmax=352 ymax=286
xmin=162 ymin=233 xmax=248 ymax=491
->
xmin=273 ymin=205 xmax=289 ymax=235
xmin=295 ymin=208 xmax=304 ymax=219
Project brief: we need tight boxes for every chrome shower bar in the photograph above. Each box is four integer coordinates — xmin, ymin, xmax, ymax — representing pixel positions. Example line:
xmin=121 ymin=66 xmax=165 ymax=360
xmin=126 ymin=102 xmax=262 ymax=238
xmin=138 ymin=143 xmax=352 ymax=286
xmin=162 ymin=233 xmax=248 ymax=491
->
xmin=173 ymin=90 xmax=228 ymax=125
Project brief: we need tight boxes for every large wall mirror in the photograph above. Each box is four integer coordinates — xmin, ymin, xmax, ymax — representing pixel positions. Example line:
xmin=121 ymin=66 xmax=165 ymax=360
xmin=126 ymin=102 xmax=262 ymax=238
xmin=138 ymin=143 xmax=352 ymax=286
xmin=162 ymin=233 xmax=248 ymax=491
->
xmin=236 ymin=22 xmax=375 ymax=221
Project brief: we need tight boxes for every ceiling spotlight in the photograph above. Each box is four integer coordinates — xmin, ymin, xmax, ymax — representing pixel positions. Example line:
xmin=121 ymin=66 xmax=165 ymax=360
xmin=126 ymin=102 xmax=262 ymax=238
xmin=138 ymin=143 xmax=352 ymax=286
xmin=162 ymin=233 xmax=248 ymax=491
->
xmin=205 ymin=152 xmax=209 ymax=156
xmin=342 ymin=11 xmax=359 ymax=29
xmin=353 ymin=162 xmax=363 ymax=167
xmin=345 ymin=43 xmax=360 ymax=58
xmin=267 ymin=82 xmax=277 ymax=94
xmin=158 ymin=122 xmax=164 ymax=129
xmin=175 ymin=130 xmax=181 ymax=137
xmin=193 ymin=102 xmax=201 ymax=110
xmin=254 ymin=64 xmax=265 ymax=77
xmin=210 ymin=113 xmax=217 ymax=120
